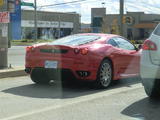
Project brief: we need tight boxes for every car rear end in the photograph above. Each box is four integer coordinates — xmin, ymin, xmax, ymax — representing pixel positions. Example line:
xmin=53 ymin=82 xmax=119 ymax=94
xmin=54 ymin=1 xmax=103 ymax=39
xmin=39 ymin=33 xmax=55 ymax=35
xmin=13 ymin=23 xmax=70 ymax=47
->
xmin=25 ymin=34 xmax=104 ymax=81
xmin=141 ymin=24 xmax=160 ymax=98
xmin=141 ymin=24 xmax=160 ymax=79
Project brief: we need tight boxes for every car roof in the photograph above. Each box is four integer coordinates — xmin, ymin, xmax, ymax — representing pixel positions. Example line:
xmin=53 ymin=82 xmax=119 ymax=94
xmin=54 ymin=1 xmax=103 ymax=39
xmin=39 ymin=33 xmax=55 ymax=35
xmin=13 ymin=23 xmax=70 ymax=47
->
xmin=77 ymin=33 xmax=119 ymax=39
xmin=76 ymin=33 xmax=120 ymax=43
xmin=76 ymin=33 xmax=119 ymax=38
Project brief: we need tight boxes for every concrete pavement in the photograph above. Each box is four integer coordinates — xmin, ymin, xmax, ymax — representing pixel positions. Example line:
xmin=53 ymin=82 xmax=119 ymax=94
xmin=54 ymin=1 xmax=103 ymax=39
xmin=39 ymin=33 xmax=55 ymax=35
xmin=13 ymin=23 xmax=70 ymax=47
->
xmin=0 ymin=67 xmax=27 ymax=79
xmin=0 ymin=76 xmax=159 ymax=120
xmin=8 ymin=46 xmax=26 ymax=67
xmin=0 ymin=46 xmax=27 ymax=79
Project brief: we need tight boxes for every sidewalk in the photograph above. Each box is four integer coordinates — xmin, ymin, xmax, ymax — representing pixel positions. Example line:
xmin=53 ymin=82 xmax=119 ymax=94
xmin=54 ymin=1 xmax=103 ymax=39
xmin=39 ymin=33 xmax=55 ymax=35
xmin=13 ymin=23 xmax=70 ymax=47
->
xmin=0 ymin=67 xmax=27 ymax=79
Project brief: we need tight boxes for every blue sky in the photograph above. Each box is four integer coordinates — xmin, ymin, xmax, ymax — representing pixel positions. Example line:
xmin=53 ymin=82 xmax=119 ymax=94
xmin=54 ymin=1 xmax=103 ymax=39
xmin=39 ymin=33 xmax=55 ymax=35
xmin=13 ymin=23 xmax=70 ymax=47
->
xmin=22 ymin=0 xmax=160 ymax=23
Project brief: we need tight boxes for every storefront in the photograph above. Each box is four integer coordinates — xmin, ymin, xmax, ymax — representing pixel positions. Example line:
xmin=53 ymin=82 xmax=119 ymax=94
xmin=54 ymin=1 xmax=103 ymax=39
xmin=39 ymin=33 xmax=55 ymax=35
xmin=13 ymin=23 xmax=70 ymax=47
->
xmin=21 ymin=20 xmax=74 ymax=40
xmin=20 ymin=10 xmax=80 ymax=40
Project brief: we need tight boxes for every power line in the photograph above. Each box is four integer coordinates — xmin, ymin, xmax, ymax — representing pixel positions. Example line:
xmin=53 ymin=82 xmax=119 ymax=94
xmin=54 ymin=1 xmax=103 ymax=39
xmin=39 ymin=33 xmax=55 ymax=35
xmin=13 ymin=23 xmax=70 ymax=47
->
xmin=38 ymin=0 xmax=88 ymax=8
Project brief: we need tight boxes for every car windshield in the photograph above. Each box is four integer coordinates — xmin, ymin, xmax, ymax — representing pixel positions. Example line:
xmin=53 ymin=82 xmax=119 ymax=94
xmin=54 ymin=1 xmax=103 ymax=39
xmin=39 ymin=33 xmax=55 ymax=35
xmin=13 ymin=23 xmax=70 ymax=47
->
xmin=49 ymin=35 xmax=100 ymax=46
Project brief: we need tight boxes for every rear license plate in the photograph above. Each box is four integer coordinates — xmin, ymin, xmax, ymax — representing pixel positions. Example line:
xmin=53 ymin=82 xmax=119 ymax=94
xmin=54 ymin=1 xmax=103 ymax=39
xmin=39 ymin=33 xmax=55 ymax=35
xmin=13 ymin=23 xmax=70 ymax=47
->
xmin=45 ymin=61 xmax=58 ymax=68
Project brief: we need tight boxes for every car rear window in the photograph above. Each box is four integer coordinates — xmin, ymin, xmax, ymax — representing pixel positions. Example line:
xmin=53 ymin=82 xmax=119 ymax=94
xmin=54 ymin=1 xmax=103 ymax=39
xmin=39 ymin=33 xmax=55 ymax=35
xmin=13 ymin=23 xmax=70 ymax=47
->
xmin=49 ymin=35 xmax=100 ymax=46
xmin=154 ymin=24 xmax=160 ymax=36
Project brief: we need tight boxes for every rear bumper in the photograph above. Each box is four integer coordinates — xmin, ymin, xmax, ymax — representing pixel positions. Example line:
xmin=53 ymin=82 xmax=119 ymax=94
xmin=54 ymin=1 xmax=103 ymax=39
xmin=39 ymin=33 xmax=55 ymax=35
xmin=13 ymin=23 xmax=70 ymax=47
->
xmin=25 ymin=67 xmax=97 ymax=81
xmin=26 ymin=67 xmax=76 ymax=79
xmin=141 ymin=51 xmax=160 ymax=79
xmin=141 ymin=64 xmax=160 ymax=79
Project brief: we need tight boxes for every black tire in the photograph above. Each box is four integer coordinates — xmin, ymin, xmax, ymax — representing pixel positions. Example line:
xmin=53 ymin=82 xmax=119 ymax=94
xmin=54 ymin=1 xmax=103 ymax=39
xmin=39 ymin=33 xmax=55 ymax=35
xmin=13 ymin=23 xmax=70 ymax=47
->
xmin=30 ymin=69 xmax=51 ymax=84
xmin=142 ymin=78 xmax=160 ymax=99
xmin=95 ymin=59 xmax=113 ymax=88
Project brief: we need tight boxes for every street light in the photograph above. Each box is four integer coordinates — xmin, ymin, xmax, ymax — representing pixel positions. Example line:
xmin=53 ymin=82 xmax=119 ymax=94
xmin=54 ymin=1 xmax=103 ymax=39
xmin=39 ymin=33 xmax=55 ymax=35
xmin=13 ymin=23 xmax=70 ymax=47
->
xmin=34 ymin=0 xmax=37 ymax=41
xmin=0 ymin=0 xmax=8 ymax=68
xmin=58 ymin=14 xmax=61 ymax=38
xmin=120 ymin=0 xmax=124 ymax=36
xmin=101 ymin=2 xmax=105 ymax=8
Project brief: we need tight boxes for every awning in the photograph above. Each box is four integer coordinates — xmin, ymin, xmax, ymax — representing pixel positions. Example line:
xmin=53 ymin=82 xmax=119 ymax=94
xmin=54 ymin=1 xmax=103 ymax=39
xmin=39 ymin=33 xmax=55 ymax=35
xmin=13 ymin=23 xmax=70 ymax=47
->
xmin=134 ymin=23 xmax=157 ymax=29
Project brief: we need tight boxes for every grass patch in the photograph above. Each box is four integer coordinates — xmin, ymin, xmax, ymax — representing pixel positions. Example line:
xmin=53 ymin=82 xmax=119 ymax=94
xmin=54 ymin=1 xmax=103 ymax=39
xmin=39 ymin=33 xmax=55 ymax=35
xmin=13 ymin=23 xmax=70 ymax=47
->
xmin=12 ymin=39 xmax=54 ymax=46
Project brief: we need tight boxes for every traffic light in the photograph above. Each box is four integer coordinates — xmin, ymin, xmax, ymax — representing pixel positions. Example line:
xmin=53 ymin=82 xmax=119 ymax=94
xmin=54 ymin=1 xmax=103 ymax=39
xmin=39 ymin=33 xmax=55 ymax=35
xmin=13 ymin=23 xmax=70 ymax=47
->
xmin=122 ymin=16 xmax=133 ymax=24
xmin=125 ymin=16 xmax=131 ymax=24
xmin=125 ymin=16 xmax=133 ymax=24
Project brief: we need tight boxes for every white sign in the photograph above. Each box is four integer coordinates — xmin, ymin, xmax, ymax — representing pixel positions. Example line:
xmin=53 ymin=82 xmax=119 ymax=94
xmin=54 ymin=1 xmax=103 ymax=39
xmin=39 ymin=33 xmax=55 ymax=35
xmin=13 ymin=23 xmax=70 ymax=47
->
xmin=21 ymin=20 xmax=74 ymax=28
xmin=60 ymin=22 xmax=73 ymax=28
xmin=2 ymin=25 xmax=8 ymax=37
xmin=0 ymin=12 xmax=10 ymax=23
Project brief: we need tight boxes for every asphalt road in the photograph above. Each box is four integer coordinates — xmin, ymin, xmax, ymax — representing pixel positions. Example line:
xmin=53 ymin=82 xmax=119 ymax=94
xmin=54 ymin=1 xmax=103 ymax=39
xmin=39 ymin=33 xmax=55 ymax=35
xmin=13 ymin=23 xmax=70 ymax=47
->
xmin=8 ymin=46 xmax=26 ymax=67
xmin=0 ymin=76 xmax=160 ymax=120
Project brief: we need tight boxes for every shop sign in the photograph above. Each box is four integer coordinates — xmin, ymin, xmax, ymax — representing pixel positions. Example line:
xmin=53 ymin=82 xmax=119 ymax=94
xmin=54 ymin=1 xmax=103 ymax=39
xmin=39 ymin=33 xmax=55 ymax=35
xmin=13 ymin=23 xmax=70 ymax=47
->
xmin=0 ymin=12 xmax=10 ymax=23
xmin=22 ymin=20 xmax=73 ymax=28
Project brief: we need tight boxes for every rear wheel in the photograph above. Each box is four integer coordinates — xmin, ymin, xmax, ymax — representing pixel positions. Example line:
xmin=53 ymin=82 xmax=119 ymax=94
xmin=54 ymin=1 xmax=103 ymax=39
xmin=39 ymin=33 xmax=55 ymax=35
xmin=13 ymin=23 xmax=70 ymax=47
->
xmin=143 ymin=78 xmax=160 ymax=99
xmin=95 ymin=59 xmax=113 ymax=88
xmin=30 ymin=69 xmax=50 ymax=84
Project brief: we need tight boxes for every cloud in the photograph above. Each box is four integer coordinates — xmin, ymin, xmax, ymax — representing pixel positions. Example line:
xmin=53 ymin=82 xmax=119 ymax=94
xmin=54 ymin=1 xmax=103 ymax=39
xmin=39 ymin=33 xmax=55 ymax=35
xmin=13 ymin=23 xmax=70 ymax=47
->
xmin=21 ymin=0 xmax=160 ymax=23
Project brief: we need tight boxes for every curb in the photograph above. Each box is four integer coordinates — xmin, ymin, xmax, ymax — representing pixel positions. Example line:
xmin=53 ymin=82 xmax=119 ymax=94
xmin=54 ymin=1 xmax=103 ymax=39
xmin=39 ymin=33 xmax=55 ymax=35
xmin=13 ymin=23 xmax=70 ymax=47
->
xmin=0 ymin=67 xmax=27 ymax=79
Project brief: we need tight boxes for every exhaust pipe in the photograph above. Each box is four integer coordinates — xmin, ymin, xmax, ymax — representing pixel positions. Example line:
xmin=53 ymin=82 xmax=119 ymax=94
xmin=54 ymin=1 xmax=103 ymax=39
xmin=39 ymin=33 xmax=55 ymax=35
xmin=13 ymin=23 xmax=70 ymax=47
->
xmin=25 ymin=68 xmax=31 ymax=74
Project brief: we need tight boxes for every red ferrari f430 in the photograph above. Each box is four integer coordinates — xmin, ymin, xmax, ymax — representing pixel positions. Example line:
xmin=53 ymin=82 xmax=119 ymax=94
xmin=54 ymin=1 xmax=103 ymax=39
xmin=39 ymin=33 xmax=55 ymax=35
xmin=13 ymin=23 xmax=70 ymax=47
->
xmin=25 ymin=33 xmax=141 ymax=88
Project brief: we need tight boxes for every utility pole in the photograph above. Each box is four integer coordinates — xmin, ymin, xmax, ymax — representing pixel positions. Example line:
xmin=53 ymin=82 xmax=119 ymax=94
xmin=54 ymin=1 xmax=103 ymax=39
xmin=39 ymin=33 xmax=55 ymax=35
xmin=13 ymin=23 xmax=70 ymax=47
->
xmin=119 ymin=0 xmax=124 ymax=36
xmin=34 ymin=0 xmax=37 ymax=41
xmin=58 ymin=14 xmax=61 ymax=38
xmin=0 ymin=0 xmax=8 ymax=69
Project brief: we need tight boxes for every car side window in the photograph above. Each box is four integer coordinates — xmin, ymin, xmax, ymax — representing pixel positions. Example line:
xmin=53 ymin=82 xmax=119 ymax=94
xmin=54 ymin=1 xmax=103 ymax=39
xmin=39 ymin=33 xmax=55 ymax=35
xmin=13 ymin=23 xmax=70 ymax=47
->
xmin=154 ymin=24 xmax=160 ymax=36
xmin=107 ymin=39 xmax=118 ymax=47
xmin=113 ymin=37 xmax=135 ymax=50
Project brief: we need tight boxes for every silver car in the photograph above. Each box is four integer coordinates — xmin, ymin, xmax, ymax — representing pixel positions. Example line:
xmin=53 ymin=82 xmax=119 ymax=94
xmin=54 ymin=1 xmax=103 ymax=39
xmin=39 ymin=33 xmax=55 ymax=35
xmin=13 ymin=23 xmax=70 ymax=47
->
xmin=141 ymin=23 xmax=160 ymax=98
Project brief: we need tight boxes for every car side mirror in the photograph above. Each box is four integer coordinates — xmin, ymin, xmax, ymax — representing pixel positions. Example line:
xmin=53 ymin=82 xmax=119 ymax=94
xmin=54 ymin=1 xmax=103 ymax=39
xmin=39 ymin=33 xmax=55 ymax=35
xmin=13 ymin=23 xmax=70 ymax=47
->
xmin=138 ymin=44 xmax=142 ymax=49
xmin=135 ymin=44 xmax=142 ymax=51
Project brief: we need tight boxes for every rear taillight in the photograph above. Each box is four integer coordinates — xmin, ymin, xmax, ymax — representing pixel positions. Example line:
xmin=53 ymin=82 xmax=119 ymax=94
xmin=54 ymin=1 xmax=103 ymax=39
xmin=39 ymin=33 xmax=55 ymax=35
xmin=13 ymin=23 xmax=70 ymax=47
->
xmin=80 ymin=48 xmax=88 ymax=55
xmin=26 ymin=46 xmax=35 ymax=52
xmin=74 ymin=48 xmax=88 ymax=55
xmin=142 ymin=40 xmax=157 ymax=51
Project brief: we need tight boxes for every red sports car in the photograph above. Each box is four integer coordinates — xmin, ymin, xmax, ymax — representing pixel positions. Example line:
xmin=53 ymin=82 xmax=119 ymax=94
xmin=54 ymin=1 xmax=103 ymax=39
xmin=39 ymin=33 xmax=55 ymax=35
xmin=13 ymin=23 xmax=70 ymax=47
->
xmin=25 ymin=33 xmax=141 ymax=88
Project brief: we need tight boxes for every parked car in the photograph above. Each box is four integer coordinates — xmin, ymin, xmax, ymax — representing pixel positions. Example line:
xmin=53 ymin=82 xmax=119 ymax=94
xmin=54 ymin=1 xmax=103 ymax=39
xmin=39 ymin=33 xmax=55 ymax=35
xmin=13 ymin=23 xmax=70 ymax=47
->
xmin=25 ymin=33 xmax=141 ymax=88
xmin=141 ymin=24 xmax=160 ymax=98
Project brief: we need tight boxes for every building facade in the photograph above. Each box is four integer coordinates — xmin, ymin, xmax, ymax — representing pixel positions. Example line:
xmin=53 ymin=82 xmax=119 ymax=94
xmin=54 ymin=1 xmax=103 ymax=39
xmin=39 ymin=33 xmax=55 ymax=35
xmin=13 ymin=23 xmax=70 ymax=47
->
xmin=91 ymin=8 xmax=106 ymax=33
xmin=21 ymin=10 xmax=80 ymax=40
xmin=91 ymin=8 xmax=160 ymax=40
